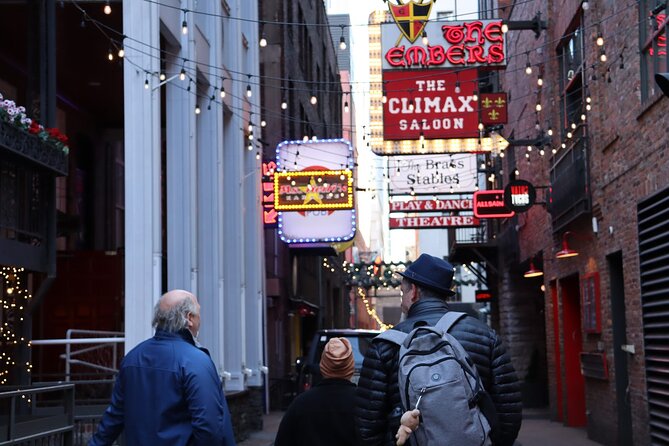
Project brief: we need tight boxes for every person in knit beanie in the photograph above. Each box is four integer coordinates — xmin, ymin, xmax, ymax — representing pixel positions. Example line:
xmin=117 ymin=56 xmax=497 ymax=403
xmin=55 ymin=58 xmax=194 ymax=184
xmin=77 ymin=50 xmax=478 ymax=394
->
xmin=320 ymin=337 xmax=355 ymax=380
xmin=275 ymin=337 xmax=359 ymax=446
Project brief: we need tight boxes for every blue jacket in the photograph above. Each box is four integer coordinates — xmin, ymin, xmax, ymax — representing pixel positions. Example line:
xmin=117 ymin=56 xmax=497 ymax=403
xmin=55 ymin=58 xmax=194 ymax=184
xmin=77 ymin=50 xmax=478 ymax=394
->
xmin=89 ymin=329 xmax=236 ymax=446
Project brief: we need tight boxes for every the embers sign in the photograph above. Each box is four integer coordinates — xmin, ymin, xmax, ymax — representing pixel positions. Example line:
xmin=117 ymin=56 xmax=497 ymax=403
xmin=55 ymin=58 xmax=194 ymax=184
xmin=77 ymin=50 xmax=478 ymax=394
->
xmin=381 ymin=19 xmax=506 ymax=70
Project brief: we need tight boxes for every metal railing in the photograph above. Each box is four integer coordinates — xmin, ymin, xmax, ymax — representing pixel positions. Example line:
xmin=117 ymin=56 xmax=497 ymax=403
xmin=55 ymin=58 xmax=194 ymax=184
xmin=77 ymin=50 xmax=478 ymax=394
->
xmin=29 ymin=330 xmax=126 ymax=445
xmin=0 ymin=383 xmax=75 ymax=445
xmin=31 ymin=329 xmax=124 ymax=382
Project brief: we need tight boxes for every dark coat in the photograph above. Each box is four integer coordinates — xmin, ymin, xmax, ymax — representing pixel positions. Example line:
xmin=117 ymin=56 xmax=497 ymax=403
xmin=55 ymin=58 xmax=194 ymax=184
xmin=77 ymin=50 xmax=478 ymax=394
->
xmin=354 ymin=297 xmax=522 ymax=446
xmin=275 ymin=378 xmax=358 ymax=446
xmin=89 ymin=329 xmax=236 ymax=446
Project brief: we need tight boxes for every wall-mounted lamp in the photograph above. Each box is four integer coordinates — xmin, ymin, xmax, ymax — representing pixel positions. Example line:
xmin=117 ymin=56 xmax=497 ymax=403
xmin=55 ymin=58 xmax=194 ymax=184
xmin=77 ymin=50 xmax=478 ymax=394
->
xmin=556 ymin=231 xmax=579 ymax=259
xmin=524 ymin=258 xmax=544 ymax=278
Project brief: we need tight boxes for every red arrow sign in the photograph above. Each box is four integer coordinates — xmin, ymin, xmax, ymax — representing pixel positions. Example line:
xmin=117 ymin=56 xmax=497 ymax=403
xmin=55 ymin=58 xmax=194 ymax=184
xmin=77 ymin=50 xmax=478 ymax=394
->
xmin=263 ymin=207 xmax=278 ymax=225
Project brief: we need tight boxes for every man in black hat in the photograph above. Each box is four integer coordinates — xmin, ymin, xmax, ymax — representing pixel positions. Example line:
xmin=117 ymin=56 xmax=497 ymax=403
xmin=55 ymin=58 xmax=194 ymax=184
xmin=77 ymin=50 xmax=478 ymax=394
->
xmin=354 ymin=253 xmax=522 ymax=446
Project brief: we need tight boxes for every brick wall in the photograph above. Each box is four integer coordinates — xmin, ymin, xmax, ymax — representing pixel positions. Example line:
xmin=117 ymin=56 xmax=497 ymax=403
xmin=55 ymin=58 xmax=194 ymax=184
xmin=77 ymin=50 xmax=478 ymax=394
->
xmin=500 ymin=0 xmax=659 ymax=443
xmin=227 ymin=388 xmax=265 ymax=442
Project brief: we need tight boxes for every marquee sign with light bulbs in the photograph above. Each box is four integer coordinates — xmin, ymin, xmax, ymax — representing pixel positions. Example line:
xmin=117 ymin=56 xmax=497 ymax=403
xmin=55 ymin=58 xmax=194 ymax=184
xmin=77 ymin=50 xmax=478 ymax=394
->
xmin=275 ymin=139 xmax=356 ymax=244
xmin=274 ymin=170 xmax=354 ymax=211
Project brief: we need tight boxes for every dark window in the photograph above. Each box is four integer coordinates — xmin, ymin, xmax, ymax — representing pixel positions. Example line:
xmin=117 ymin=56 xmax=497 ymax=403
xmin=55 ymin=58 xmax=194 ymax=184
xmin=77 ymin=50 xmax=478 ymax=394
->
xmin=640 ymin=1 xmax=668 ymax=101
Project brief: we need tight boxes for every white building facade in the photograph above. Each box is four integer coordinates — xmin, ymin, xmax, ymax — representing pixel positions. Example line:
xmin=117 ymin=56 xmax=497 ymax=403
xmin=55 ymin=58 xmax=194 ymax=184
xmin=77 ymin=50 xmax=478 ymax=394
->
xmin=122 ymin=0 xmax=266 ymax=393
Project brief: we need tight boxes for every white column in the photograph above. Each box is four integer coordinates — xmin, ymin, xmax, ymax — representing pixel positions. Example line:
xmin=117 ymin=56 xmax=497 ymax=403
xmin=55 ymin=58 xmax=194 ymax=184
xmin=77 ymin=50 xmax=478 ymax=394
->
xmin=222 ymin=6 xmax=246 ymax=390
xmin=166 ymin=2 xmax=197 ymax=294
xmin=196 ymin=3 xmax=226 ymax=372
xmin=123 ymin=0 xmax=161 ymax=352
xmin=243 ymin=0 xmax=266 ymax=388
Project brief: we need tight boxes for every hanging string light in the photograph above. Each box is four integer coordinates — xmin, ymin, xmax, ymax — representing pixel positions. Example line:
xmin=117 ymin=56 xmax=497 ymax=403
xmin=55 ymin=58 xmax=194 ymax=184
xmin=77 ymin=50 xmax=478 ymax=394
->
xmin=339 ymin=25 xmax=347 ymax=50
xmin=103 ymin=1 xmax=111 ymax=15
xmin=107 ymin=47 xmax=114 ymax=61
xmin=246 ymin=75 xmax=252 ymax=98
xmin=182 ymin=9 xmax=189 ymax=35
xmin=259 ymin=34 xmax=267 ymax=48
xmin=422 ymin=31 xmax=428 ymax=46
xmin=525 ymin=53 xmax=533 ymax=75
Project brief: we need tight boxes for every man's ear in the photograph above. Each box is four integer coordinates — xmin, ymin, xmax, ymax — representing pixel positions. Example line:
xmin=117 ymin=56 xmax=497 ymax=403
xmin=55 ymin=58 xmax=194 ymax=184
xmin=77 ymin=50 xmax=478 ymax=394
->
xmin=186 ymin=312 xmax=194 ymax=328
xmin=411 ymin=284 xmax=420 ymax=303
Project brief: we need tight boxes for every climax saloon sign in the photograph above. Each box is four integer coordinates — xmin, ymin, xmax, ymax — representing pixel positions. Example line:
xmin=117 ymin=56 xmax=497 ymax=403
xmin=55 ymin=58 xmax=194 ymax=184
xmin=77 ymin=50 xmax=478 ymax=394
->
xmin=389 ymin=215 xmax=479 ymax=229
xmin=383 ymin=69 xmax=479 ymax=140
xmin=381 ymin=20 xmax=506 ymax=70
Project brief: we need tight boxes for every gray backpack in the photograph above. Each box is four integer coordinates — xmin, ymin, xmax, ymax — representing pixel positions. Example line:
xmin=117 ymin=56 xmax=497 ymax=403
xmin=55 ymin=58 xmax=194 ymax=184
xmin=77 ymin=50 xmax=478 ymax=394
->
xmin=377 ymin=312 xmax=492 ymax=446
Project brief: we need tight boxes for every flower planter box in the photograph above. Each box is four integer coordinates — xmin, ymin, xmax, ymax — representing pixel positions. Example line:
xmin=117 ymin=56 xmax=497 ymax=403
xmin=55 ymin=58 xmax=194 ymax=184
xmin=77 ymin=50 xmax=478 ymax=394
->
xmin=0 ymin=120 xmax=68 ymax=176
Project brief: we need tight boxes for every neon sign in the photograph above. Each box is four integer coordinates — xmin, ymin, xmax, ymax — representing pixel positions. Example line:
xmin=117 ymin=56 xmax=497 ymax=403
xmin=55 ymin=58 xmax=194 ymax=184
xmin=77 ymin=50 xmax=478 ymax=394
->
xmin=262 ymin=161 xmax=278 ymax=227
xmin=381 ymin=19 xmax=506 ymax=70
xmin=473 ymin=190 xmax=515 ymax=218
xmin=274 ymin=170 xmax=354 ymax=211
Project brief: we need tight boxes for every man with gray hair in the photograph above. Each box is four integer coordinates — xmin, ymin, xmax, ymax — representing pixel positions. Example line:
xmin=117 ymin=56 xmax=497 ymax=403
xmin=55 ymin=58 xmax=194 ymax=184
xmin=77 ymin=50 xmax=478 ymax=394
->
xmin=89 ymin=289 xmax=236 ymax=446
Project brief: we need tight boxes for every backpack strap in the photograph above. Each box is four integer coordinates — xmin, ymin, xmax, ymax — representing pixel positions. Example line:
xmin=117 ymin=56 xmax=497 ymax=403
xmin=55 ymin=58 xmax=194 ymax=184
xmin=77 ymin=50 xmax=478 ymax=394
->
xmin=375 ymin=329 xmax=408 ymax=346
xmin=435 ymin=311 xmax=501 ymax=437
xmin=434 ymin=311 xmax=467 ymax=333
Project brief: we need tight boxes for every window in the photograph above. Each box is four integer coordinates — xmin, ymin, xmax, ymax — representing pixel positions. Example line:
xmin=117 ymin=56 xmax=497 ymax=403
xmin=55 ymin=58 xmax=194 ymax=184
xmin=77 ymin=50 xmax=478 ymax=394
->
xmin=557 ymin=24 xmax=584 ymax=135
xmin=551 ymin=20 xmax=591 ymax=231
xmin=640 ymin=1 xmax=668 ymax=101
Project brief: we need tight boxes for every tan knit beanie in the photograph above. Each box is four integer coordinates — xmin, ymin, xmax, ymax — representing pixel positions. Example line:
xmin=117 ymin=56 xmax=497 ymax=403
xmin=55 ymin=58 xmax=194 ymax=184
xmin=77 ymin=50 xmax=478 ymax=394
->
xmin=319 ymin=337 xmax=355 ymax=380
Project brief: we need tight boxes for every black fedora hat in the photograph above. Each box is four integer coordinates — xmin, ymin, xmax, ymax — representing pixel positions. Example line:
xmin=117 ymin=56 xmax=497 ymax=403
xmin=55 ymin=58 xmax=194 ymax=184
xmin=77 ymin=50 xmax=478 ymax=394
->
xmin=398 ymin=254 xmax=456 ymax=296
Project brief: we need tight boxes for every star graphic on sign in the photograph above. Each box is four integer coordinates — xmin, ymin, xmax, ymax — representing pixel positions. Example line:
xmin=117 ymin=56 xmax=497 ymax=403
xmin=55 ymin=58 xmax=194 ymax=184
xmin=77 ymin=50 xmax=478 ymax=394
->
xmin=299 ymin=176 xmax=323 ymax=205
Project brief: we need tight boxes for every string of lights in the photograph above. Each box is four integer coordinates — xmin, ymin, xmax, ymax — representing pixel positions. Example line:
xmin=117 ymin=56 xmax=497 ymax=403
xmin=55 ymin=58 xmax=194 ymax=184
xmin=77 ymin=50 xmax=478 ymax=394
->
xmin=66 ymin=0 xmax=642 ymax=180
xmin=0 ymin=267 xmax=33 ymax=387
xmin=75 ymin=0 xmax=640 ymax=94
xmin=138 ymin=0 xmax=541 ymax=29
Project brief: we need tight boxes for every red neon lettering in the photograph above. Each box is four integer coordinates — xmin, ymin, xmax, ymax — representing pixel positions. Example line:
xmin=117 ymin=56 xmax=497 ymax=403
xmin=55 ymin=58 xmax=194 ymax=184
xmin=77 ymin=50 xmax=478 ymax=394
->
xmin=445 ymin=45 xmax=466 ymax=65
xmin=487 ymin=43 xmax=505 ymax=63
xmin=441 ymin=25 xmax=465 ymax=44
xmin=466 ymin=45 xmax=487 ymax=64
xmin=463 ymin=21 xmax=485 ymax=45
xmin=386 ymin=46 xmax=406 ymax=67
xmin=427 ymin=45 xmax=446 ymax=66
xmin=405 ymin=46 xmax=428 ymax=66
xmin=484 ymin=22 xmax=504 ymax=42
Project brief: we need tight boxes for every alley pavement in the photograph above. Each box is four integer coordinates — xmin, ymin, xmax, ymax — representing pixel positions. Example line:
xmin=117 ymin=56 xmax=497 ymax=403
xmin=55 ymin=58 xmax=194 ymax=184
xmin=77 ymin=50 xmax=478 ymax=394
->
xmin=237 ymin=408 xmax=602 ymax=446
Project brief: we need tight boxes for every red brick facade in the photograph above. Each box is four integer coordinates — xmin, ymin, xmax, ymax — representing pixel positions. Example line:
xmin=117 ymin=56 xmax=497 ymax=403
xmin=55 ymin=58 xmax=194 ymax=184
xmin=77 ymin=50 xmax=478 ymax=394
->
xmin=497 ymin=1 xmax=665 ymax=444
